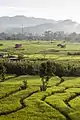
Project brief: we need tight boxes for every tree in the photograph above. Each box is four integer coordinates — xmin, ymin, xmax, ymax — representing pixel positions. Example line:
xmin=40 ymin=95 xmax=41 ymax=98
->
xmin=44 ymin=31 xmax=54 ymax=40
xmin=0 ymin=63 xmax=6 ymax=81
xmin=39 ymin=61 xmax=54 ymax=91
xmin=20 ymin=80 xmax=28 ymax=90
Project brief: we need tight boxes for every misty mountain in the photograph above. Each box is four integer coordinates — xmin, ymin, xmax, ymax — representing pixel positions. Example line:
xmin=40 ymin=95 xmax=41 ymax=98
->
xmin=0 ymin=15 xmax=56 ymax=31
xmin=0 ymin=15 xmax=80 ymax=34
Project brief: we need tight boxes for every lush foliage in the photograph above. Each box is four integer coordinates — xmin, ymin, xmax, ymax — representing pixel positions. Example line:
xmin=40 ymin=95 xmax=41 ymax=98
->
xmin=0 ymin=60 xmax=80 ymax=77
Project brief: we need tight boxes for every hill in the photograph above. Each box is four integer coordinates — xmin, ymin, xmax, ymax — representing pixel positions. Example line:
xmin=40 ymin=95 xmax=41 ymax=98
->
xmin=0 ymin=15 xmax=80 ymax=34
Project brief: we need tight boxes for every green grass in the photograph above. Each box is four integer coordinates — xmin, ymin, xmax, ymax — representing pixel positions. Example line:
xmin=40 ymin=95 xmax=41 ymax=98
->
xmin=1 ymin=40 xmax=80 ymax=61
xmin=59 ymin=77 xmax=80 ymax=88
xmin=1 ymin=40 xmax=80 ymax=119
xmin=0 ymin=75 xmax=80 ymax=119
xmin=69 ymin=95 xmax=80 ymax=110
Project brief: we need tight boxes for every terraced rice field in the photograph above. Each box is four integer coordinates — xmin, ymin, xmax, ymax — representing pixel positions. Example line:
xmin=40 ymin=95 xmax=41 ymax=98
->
xmin=0 ymin=75 xmax=80 ymax=120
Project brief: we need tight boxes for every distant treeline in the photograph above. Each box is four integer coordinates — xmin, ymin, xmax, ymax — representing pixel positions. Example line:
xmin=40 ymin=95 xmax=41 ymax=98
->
xmin=0 ymin=31 xmax=80 ymax=42
xmin=1 ymin=60 xmax=80 ymax=77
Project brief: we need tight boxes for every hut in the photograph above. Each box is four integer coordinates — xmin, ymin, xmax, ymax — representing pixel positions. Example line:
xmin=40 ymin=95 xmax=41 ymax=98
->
xmin=15 ymin=44 xmax=22 ymax=48
xmin=57 ymin=44 xmax=66 ymax=48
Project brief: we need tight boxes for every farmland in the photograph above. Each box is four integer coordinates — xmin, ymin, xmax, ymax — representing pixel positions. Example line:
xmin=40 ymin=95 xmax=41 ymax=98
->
xmin=0 ymin=40 xmax=80 ymax=61
xmin=0 ymin=40 xmax=80 ymax=120
xmin=0 ymin=75 xmax=80 ymax=120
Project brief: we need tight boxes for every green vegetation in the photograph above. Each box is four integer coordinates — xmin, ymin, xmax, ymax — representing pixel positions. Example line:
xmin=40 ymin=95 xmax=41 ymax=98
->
xmin=0 ymin=40 xmax=80 ymax=119
xmin=0 ymin=40 xmax=80 ymax=59
xmin=1 ymin=40 xmax=80 ymax=77
xmin=0 ymin=62 xmax=6 ymax=81
xmin=0 ymin=75 xmax=80 ymax=119
xmin=39 ymin=61 xmax=54 ymax=91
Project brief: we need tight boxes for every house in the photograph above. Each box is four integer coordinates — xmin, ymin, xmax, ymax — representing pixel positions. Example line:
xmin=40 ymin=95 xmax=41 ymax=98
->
xmin=7 ymin=55 xmax=19 ymax=61
xmin=9 ymin=58 xmax=20 ymax=61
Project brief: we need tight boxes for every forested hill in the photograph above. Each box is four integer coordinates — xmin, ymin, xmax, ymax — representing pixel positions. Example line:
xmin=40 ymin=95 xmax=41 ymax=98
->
xmin=0 ymin=15 xmax=80 ymax=34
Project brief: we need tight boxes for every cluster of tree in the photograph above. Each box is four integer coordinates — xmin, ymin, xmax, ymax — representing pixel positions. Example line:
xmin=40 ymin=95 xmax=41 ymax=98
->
xmin=1 ymin=60 xmax=80 ymax=91
xmin=0 ymin=60 xmax=80 ymax=77
xmin=1 ymin=31 xmax=80 ymax=42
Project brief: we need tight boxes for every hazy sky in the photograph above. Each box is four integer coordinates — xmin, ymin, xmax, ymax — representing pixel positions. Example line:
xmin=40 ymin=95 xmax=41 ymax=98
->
xmin=0 ymin=0 xmax=80 ymax=22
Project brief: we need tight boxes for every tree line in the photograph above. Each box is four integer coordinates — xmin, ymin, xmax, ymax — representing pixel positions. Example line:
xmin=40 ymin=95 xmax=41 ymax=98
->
xmin=0 ymin=60 xmax=80 ymax=77
xmin=0 ymin=31 xmax=80 ymax=42
xmin=1 ymin=60 xmax=80 ymax=91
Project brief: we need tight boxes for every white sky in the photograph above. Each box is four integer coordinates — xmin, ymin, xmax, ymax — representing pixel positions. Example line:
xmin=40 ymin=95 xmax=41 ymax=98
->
xmin=0 ymin=0 xmax=80 ymax=22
